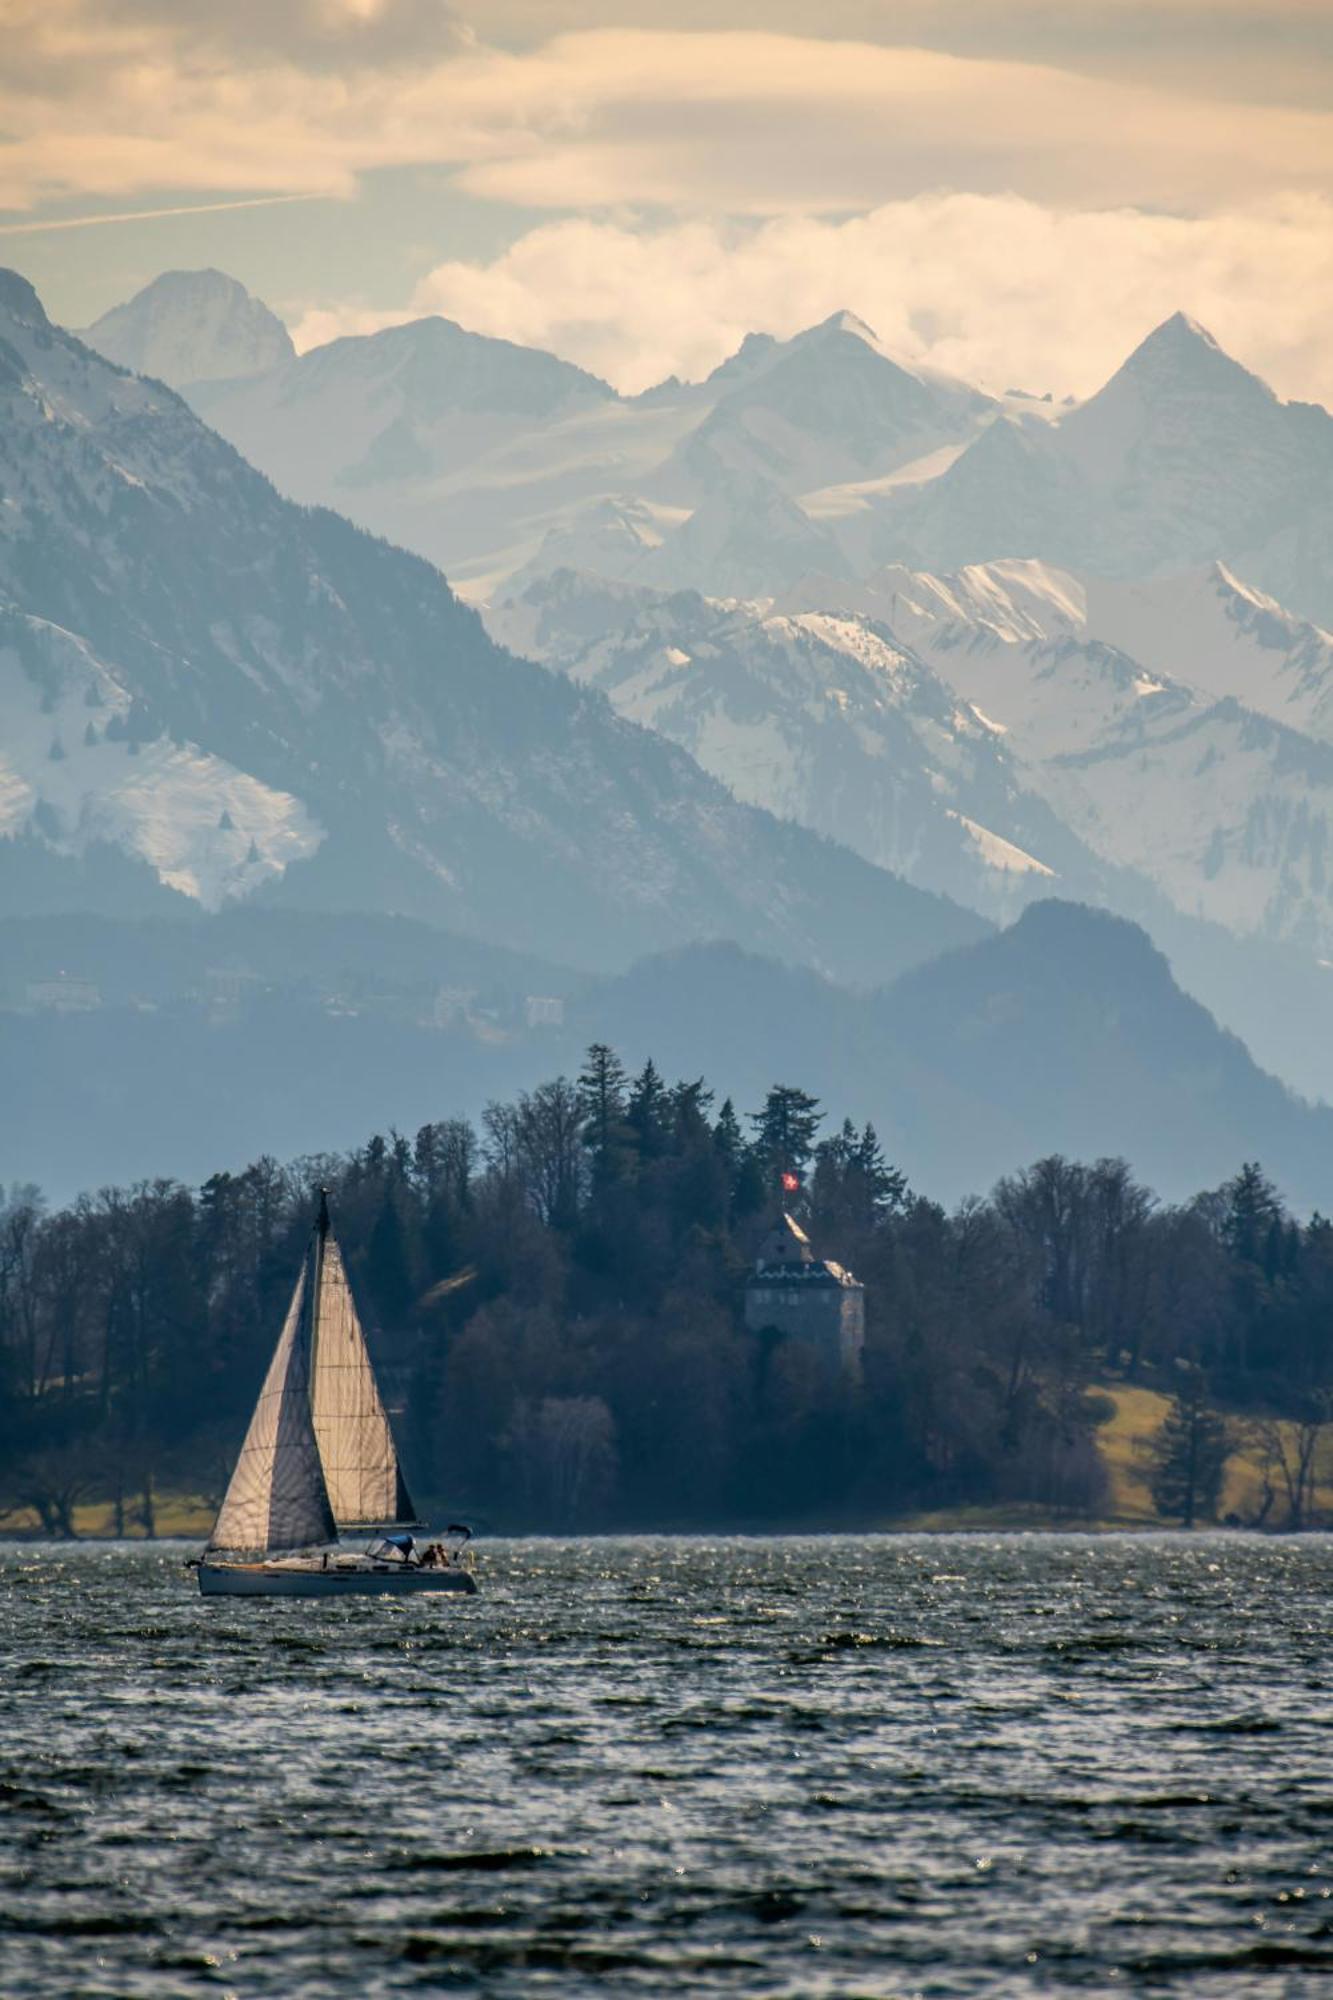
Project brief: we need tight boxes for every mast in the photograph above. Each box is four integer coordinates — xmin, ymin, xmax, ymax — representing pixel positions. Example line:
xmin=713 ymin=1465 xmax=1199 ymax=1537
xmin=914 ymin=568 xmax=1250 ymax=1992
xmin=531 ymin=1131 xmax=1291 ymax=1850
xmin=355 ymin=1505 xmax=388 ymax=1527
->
xmin=308 ymin=1186 xmax=330 ymax=1418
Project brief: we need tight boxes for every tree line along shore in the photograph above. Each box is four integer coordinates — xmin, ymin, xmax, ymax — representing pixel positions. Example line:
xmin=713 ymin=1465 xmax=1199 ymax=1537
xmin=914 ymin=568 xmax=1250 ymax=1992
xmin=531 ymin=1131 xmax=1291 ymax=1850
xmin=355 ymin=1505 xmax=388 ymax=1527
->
xmin=2 ymin=1048 xmax=1330 ymax=1537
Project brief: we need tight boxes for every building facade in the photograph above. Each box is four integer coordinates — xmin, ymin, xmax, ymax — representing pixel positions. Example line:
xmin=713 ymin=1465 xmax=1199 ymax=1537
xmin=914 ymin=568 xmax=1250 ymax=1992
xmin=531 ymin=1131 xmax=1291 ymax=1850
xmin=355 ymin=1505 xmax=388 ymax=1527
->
xmin=743 ymin=1211 xmax=865 ymax=1382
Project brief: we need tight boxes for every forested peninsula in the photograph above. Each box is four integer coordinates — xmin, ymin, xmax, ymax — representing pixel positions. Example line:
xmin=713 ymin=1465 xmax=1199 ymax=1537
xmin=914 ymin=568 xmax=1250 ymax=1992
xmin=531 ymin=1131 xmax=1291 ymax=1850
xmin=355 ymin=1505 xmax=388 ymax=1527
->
xmin=3 ymin=1048 xmax=1330 ymax=1537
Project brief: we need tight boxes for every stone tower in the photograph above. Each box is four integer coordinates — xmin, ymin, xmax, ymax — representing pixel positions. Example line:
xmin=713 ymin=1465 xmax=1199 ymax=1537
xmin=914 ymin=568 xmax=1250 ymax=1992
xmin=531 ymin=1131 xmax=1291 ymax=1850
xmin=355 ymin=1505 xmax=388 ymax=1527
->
xmin=744 ymin=1211 xmax=865 ymax=1382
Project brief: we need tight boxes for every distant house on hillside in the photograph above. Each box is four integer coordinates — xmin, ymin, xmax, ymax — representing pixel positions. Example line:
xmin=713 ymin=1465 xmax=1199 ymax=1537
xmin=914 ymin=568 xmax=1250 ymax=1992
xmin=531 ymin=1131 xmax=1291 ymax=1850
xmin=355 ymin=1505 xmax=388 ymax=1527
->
xmin=25 ymin=974 xmax=101 ymax=1014
xmin=744 ymin=1211 xmax=865 ymax=1382
xmin=203 ymin=966 xmax=262 ymax=1009
xmin=432 ymin=985 xmax=476 ymax=1028
xmin=525 ymin=995 xmax=565 ymax=1028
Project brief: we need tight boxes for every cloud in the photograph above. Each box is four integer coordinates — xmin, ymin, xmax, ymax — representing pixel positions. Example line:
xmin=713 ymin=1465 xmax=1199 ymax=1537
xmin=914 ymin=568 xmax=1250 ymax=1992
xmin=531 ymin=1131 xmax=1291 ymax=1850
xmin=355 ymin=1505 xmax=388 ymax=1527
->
xmin=11 ymin=9 xmax=1332 ymax=407
xmin=2 ymin=19 xmax=1330 ymax=217
xmin=333 ymin=194 xmax=1333 ymax=403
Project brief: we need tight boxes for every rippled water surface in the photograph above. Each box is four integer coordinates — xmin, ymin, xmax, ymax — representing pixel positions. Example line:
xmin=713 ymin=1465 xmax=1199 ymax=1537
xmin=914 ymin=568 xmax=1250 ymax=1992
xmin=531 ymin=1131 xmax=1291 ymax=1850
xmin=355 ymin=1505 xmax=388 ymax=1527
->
xmin=3 ymin=1535 xmax=1332 ymax=1997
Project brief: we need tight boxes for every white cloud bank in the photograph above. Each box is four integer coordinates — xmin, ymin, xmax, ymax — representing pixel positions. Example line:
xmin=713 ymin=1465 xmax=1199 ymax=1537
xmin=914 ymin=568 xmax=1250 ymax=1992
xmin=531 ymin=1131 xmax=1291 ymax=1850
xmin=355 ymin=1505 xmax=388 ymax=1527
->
xmin=293 ymin=193 xmax=1333 ymax=405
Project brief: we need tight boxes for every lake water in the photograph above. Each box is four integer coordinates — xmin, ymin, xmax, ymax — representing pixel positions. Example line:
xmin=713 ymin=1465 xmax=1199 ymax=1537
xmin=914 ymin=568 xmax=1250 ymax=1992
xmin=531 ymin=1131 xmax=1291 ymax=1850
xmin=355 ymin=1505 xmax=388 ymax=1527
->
xmin=2 ymin=1535 xmax=1331 ymax=1997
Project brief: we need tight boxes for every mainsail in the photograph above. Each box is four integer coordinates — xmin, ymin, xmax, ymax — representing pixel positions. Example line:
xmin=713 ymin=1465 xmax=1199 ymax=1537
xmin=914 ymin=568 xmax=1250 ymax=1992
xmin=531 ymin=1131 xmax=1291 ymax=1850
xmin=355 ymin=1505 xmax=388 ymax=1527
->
xmin=308 ymin=1198 xmax=417 ymax=1529
xmin=207 ymin=1264 xmax=337 ymax=1554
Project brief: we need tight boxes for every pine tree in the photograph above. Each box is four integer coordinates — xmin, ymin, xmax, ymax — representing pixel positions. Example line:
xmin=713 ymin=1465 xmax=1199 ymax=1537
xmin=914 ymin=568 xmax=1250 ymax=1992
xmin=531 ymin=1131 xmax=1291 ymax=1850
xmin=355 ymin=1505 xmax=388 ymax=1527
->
xmin=578 ymin=1044 xmax=629 ymax=1174
xmin=812 ymin=1119 xmax=909 ymax=1237
xmin=750 ymin=1084 xmax=822 ymax=1192
xmin=1221 ymin=1162 xmax=1282 ymax=1264
xmin=365 ymin=1190 xmax=414 ymax=1329
xmin=1149 ymin=1374 xmax=1233 ymax=1526
xmin=670 ymin=1077 xmax=714 ymax=1144
xmin=713 ymin=1099 xmax=743 ymax=1170
xmin=626 ymin=1059 xmax=670 ymax=1160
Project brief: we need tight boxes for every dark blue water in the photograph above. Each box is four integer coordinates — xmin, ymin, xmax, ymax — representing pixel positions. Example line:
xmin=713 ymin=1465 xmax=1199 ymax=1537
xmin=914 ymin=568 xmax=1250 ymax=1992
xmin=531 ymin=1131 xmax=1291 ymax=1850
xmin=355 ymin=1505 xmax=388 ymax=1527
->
xmin=2 ymin=1535 xmax=1331 ymax=1997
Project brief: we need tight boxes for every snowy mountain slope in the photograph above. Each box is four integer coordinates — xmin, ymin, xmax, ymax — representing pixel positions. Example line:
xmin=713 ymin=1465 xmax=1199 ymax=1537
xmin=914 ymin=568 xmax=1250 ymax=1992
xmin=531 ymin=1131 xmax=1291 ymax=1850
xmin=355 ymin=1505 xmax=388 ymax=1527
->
xmin=794 ymin=556 xmax=1333 ymax=745
xmin=490 ymin=568 xmax=1116 ymax=921
xmin=0 ymin=611 xmax=321 ymax=908
xmin=492 ymin=561 xmax=1333 ymax=1099
xmin=490 ymin=321 xmax=994 ymax=598
xmin=191 ymin=320 xmax=696 ymax=595
xmin=80 ymin=269 xmax=295 ymax=388
xmin=782 ymin=559 xmax=1333 ymax=957
xmin=82 ymin=277 xmax=1333 ymax=624
xmin=191 ymin=310 xmax=616 ymax=500
xmin=0 ymin=268 xmax=983 ymax=982
xmin=1080 ymin=565 xmax=1333 ymax=743
xmin=661 ymin=312 xmax=993 ymax=495
xmin=877 ymin=315 xmax=1333 ymax=628
xmin=160 ymin=290 xmax=994 ymax=595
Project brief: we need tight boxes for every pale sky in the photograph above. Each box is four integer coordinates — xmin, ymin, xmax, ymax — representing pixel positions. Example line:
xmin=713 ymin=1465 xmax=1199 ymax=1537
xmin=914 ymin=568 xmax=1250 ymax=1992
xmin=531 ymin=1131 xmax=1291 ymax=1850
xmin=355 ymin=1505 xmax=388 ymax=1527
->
xmin=3 ymin=0 xmax=1332 ymax=399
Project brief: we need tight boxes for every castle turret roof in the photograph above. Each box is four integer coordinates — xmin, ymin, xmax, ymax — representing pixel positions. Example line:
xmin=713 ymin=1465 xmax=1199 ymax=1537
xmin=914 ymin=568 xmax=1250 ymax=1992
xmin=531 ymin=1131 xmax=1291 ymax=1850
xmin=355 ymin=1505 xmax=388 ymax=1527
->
xmin=755 ymin=1211 xmax=814 ymax=1270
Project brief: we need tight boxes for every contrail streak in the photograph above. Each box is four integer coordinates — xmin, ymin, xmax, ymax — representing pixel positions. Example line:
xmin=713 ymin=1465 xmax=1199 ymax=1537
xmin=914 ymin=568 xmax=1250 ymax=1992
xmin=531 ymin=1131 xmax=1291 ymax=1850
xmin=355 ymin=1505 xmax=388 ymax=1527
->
xmin=0 ymin=194 xmax=327 ymax=236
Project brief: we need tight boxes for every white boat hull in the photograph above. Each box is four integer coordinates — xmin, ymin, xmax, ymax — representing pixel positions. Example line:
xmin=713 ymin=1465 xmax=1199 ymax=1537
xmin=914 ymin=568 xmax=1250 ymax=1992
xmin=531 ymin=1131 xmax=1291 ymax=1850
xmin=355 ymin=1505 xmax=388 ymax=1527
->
xmin=198 ymin=1561 xmax=477 ymax=1598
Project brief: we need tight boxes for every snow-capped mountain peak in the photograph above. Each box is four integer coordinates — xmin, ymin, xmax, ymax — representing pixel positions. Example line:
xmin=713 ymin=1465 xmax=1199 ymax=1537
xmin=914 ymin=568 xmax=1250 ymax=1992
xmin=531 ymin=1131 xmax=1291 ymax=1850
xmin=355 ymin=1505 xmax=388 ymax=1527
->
xmin=1057 ymin=310 xmax=1280 ymax=486
xmin=1090 ymin=310 xmax=1272 ymax=414
xmin=702 ymin=331 xmax=781 ymax=386
xmin=801 ymin=309 xmax=883 ymax=349
xmin=81 ymin=269 xmax=295 ymax=389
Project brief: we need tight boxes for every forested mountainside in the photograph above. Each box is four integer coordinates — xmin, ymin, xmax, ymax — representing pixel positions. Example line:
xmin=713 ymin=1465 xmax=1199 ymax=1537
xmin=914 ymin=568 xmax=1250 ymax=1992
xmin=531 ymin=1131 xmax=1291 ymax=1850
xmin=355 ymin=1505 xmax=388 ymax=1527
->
xmin=5 ymin=901 xmax=1331 ymax=1212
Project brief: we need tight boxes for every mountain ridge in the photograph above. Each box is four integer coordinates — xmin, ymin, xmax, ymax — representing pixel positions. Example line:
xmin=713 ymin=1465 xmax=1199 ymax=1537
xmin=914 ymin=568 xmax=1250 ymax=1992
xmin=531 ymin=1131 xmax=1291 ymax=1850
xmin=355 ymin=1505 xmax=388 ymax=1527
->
xmin=0 ymin=268 xmax=982 ymax=986
xmin=4 ymin=899 xmax=1329 ymax=1212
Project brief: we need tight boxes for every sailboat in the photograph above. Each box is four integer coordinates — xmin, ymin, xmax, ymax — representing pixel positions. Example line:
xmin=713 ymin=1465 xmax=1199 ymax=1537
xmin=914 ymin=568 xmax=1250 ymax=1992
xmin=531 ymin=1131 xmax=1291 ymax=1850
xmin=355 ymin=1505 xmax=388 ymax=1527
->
xmin=196 ymin=1192 xmax=477 ymax=1598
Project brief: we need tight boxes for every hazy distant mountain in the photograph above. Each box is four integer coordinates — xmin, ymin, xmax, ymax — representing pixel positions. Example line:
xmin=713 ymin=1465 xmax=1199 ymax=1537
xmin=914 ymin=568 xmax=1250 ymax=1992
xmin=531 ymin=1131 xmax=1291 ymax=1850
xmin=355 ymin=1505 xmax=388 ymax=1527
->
xmin=578 ymin=903 xmax=1333 ymax=1211
xmin=879 ymin=315 xmax=1333 ymax=629
xmin=5 ymin=901 xmax=1328 ymax=1211
xmin=872 ymin=900 xmax=1333 ymax=1205
xmin=88 ymin=278 xmax=1333 ymax=630
xmin=191 ymin=311 xmax=616 ymax=500
xmin=665 ymin=311 xmax=992 ymax=491
xmin=0 ymin=906 xmax=584 ymax=1199
xmin=170 ymin=293 xmax=995 ymax=592
xmin=0 ymin=269 xmax=981 ymax=984
xmin=80 ymin=269 xmax=295 ymax=387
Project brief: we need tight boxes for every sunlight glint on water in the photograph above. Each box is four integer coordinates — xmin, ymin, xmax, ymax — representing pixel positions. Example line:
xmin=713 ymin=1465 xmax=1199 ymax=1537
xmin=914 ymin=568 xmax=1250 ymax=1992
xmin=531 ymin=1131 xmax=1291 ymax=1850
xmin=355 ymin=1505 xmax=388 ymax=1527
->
xmin=1 ymin=1535 xmax=1330 ymax=1996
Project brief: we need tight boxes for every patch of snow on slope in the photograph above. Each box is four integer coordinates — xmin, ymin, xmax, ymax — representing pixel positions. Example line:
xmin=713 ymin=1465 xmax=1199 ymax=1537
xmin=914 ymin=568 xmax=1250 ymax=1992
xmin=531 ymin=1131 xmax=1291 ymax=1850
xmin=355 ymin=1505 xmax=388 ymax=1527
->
xmin=0 ymin=622 xmax=322 ymax=907
xmin=1080 ymin=564 xmax=1333 ymax=742
xmin=777 ymin=613 xmax=913 ymax=687
xmin=948 ymin=813 xmax=1055 ymax=876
